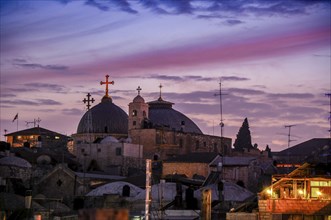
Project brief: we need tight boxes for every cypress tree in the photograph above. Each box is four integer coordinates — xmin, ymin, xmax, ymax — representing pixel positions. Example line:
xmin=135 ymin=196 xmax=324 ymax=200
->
xmin=233 ymin=118 xmax=253 ymax=151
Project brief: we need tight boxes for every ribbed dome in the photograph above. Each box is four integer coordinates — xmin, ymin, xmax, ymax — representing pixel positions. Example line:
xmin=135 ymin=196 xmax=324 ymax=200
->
xmin=133 ymin=95 xmax=145 ymax=103
xmin=77 ymin=97 xmax=128 ymax=134
xmin=148 ymin=98 xmax=202 ymax=134
xmin=0 ymin=156 xmax=32 ymax=168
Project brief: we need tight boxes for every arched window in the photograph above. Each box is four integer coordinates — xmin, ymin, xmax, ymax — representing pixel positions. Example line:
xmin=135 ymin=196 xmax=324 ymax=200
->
xmin=153 ymin=154 xmax=159 ymax=161
xmin=179 ymin=139 xmax=183 ymax=148
xmin=132 ymin=110 xmax=137 ymax=116
xmin=195 ymin=140 xmax=199 ymax=149
xmin=122 ymin=185 xmax=130 ymax=197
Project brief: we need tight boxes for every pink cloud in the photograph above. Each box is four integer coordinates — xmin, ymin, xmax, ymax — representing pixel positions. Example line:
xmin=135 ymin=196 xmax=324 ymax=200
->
xmin=77 ymin=26 xmax=330 ymax=75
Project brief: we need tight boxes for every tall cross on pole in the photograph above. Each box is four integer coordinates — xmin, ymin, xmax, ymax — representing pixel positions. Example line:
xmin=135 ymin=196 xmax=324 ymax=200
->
xmin=326 ymin=93 xmax=331 ymax=138
xmin=137 ymin=86 xmax=142 ymax=95
xmin=100 ymin=75 xmax=114 ymax=97
xmin=83 ymin=93 xmax=95 ymax=110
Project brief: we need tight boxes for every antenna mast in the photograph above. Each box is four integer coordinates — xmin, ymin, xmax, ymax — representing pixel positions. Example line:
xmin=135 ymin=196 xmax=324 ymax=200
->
xmin=284 ymin=124 xmax=296 ymax=173
xmin=284 ymin=125 xmax=296 ymax=148
xmin=326 ymin=93 xmax=331 ymax=138
xmin=214 ymin=79 xmax=227 ymax=138
xmin=25 ymin=118 xmax=41 ymax=128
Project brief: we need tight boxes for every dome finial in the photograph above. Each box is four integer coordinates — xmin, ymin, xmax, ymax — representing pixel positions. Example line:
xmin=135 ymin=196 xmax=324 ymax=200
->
xmin=137 ymin=86 xmax=142 ymax=95
xmin=100 ymin=75 xmax=114 ymax=99
xmin=159 ymin=83 xmax=163 ymax=100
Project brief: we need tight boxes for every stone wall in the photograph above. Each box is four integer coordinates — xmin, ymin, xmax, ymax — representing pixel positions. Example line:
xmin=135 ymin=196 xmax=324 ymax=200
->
xmin=226 ymin=212 xmax=258 ymax=220
xmin=130 ymin=128 xmax=232 ymax=160
xmin=0 ymin=166 xmax=31 ymax=182
xmin=162 ymin=162 xmax=209 ymax=178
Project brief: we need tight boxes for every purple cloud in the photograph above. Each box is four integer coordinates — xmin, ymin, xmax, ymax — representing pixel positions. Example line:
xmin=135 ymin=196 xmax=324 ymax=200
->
xmin=15 ymin=63 xmax=68 ymax=71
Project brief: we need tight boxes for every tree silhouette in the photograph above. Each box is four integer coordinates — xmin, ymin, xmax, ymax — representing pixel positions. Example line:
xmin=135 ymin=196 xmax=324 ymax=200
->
xmin=265 ymin=145 xmax=272 ymax=158
xmin=233 ymin=118 xmax=253 ymax=151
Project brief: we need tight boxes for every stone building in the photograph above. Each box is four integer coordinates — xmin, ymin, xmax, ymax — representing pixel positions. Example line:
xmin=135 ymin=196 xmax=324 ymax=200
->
xmin=72 ymin=77 xmax=232 ymax=174
xmin=5 ymin=126 xmax=69 ymax=150
xmin=128 ymin=89 xmax=232 ymax=160
xmin=75 ymin=136 xmax=143 ymax=175
xmin=35 ymin=164 xmax=85 ymax=207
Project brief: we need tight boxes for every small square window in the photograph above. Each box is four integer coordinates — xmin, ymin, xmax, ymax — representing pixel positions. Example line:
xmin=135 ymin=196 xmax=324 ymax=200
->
xmin=97 ymin=149 xmax=101 ymax=152
xmin=116 ymin=148 xmax=121 ymax=156
xmin=81 ymin=149 xmax=85 ymax=153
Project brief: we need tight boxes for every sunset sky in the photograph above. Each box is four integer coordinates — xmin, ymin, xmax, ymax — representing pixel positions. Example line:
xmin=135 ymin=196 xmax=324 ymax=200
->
xmin=1 ymin=0 xmax=330 ymax=151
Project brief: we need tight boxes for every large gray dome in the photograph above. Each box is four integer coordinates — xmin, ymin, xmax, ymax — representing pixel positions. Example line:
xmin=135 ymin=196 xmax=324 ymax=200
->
xmin=148 ymin=97 xmax=202 ymax=134
xmin=77 ymin=97 xmax=128 ymax=134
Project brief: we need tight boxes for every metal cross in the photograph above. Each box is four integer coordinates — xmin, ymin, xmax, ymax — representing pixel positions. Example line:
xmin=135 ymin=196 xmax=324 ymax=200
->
xmin=137 ymin=86 xmax=142 ymax=95
xmin=100 ymin=75 xmax=114 ymax=97
xmin=83 ymin=93 xmax=95 ymax=110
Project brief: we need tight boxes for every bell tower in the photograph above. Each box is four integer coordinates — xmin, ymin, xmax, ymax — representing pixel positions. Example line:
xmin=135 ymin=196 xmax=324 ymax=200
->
xmin=128 ymin=86 xmax=149 ymax=130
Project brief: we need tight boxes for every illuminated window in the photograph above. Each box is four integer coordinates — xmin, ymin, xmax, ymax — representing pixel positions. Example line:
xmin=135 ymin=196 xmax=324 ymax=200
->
xmin=55 ymin=136 xmax=60 ymax=139
xmin=311 ymin=188 xmax=321 ymax=198
xmin=17 ymin=136 xmax=22 ymax=139
xmin=132 ymin=110 xmax=137 ymax=116
xmin=30 ymin=135 xmax=34 ymax=139
xmin=311 ymin=181 xmax=330 ymax=186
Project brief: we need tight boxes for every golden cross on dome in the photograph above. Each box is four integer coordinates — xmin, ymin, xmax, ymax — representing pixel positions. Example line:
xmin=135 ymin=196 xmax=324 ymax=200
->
xmin=83 ymin=93 xmax=95 ymax=110
xmin=100 ymin=75 xmax=114 ymax=97
xmin=137 ymin=86 xmax=142 ymax=95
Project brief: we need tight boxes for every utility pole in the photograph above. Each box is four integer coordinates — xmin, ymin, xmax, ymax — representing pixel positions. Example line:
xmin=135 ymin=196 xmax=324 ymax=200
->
xmin=145 ymin=159 xmax=152 ymax=220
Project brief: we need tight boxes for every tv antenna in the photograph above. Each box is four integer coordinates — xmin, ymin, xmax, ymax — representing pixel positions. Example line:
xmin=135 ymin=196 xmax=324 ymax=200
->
xmin=326 ymin=93 xmax=331 ymax=138
xmin=25 ymin=118 xmax=41 ymax=128
xmin=284 ymin=124 xmax=296 ymax=148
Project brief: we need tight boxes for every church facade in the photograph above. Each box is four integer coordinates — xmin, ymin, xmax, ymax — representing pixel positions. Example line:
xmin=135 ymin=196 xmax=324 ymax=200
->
xmin=72 ymin=76 xmax=231 ymax=174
